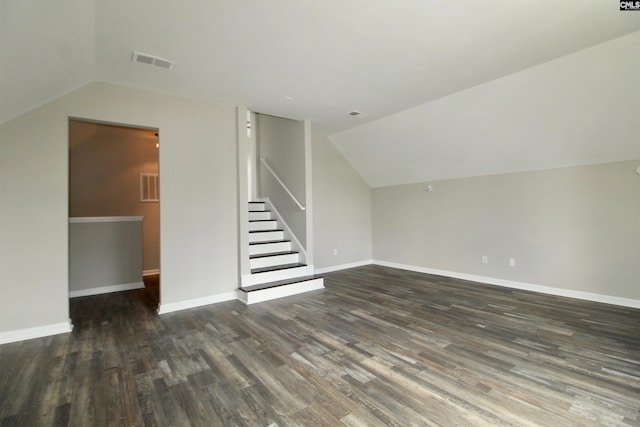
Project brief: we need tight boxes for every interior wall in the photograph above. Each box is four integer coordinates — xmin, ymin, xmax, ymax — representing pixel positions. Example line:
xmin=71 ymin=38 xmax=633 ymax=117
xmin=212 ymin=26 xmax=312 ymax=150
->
xmin=372 ymin=160 xmax=640 ymax=301
xmin=0 ymin=81 xmax=238 ymax=334
xmin=256 ymin=113 xmax=307 ymax=247
xmin=312 ymin=133 xmax=372 ymax=269
xmin=69 ymin=121 xmax=159 ymax=272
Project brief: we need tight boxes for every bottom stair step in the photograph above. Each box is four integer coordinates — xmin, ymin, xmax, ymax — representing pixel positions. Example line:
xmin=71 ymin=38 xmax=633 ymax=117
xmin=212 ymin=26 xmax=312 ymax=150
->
xmin=238 ymin=276 xmax=324 ymax=305
xmin=251 ymin=263 xmax=306 ymax=274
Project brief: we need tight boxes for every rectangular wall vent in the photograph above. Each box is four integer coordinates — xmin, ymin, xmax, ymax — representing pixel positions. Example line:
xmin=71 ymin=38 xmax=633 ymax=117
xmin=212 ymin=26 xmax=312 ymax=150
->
xmin=132 ymin=51 xmax=175 ymax=70
xmin=140 ymin=173 xmax=159 ymax=202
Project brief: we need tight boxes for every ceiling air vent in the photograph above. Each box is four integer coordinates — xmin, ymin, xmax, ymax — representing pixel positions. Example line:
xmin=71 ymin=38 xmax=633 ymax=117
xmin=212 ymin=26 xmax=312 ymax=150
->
xmin=132 ymin=51 xmax=175 ymax=70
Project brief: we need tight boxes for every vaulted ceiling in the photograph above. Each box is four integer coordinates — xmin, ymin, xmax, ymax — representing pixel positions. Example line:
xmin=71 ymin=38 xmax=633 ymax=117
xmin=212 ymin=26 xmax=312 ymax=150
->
xmin=2 ymin=0 xmax=639 ymax=186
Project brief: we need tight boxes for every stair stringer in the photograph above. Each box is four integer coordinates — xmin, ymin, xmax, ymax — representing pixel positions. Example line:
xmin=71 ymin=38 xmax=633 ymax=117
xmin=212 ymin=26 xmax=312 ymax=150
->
xmin=260 ymin=198 xmax=307 ymax=263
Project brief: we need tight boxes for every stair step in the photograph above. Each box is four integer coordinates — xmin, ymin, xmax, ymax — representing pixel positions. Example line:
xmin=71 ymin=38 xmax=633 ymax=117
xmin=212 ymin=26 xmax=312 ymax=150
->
xmin=249 ymin=219 xmax=279 ymax=231
xmin=249 ymin=211 xmax=272 ymax=221
xmin=251 ymin=263 xmax=306 ymax=274
xmin=249 ymin=240 xmax=292 ymax=255
xmin=249 ymin=229 xmax=284 ymax=242
xmin=239 ymin=276 xmax=324 ymax=305
xmin=241 ymin=275 xmax=321 ymax=291
xmin=249 ymin=252 xmax=300 ymax=269
xmin=249 ymin=250 xmax=298 ymax=259
xmin=249 ymin=201 xmax=266 ymax=212
xmin=244 ymin=264 xmax=312 ymax=285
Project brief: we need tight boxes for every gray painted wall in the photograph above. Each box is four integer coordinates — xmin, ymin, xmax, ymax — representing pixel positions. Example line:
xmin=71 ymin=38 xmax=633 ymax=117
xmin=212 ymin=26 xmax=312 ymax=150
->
xmin=256 ymin=113 xmax=307 ymax=247
xmin=69 ymin=218 xmax=143 ymax=292
xmin=0 ymin=82 xmax=238 ymax=333
xmin=372 ymin=160 xmax=640 ymax=300
xmin=312 ymin=133 xmax=372 ymax=268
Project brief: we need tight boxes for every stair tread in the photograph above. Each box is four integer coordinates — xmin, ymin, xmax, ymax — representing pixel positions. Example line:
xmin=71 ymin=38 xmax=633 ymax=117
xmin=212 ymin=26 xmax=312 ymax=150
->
xmin=241 ymin=275 xmax=322 ymax=292
xmin=250 ymin=251 xmax=298 ymax=259
xmin=249 ymin=239 xmax=291 ymax=245
xmin=249 ymin=229 xmax=284 ymax=233
xmin=249 ymin=219 xmax=277 ymax=223
xmin=251 ymin=263 xmax=307 ymax=274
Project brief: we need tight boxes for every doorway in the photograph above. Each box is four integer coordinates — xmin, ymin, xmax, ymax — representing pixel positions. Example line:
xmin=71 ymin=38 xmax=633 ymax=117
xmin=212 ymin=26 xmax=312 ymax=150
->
xmin=68 ymin=119 xmax=160 ymax=312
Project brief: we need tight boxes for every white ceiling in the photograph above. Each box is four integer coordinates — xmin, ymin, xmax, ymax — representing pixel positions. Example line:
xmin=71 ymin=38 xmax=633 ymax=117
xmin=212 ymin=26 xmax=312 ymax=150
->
xmin=2 ymin=0 xmax=639 ymax=185
xmin=332 ymin=31 xmax=640 ymax=187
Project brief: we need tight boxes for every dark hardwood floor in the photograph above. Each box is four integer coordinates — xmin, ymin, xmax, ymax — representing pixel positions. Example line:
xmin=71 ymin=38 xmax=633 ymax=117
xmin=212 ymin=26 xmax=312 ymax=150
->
xmin=1 ymin=266 xmax=639 ymax=426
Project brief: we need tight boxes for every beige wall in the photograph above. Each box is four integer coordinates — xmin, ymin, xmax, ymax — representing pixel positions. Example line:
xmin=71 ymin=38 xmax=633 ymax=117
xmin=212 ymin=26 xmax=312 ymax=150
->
xmin=69 ymin=121 xmax=159 ymax=272
xmin=312 ymin=133 xmax=372 ymax=268
xmin=0 ymin=82 xmax=238 ymax=333
xmin=372 ymin=160 xmax=640 ymax=301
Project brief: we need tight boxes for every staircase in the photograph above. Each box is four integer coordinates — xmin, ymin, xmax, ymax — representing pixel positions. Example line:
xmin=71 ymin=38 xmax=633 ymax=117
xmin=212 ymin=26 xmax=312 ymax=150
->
xmin=238 ymin=201 xmax=324 ymax=304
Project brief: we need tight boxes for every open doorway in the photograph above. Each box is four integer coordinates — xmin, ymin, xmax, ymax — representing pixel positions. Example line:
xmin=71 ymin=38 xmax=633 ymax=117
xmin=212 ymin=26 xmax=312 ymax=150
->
xmin=68 ymin=119 xmax=160 ymax=314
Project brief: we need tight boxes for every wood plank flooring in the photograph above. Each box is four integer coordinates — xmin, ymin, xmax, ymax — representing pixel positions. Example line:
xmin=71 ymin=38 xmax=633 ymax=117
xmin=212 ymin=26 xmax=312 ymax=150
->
xmin=1 ymin=265 xmax=639 ymax=426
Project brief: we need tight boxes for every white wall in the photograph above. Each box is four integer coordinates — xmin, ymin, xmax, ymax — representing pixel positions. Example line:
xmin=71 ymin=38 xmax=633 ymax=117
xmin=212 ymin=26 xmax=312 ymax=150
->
xmin=0 ymin=82 xmax=238 ymax=336
xmin=312 ymin=133 xmax=372 ymax=270
xmin=372 ymin=160 xmax=640 ymax=303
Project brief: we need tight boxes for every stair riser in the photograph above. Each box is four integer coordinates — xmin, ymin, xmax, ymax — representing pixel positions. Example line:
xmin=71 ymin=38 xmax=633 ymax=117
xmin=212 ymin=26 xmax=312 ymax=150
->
xmin=249 ymin=231 xmax=284 ymax=243
xmin=249 ymin=211 xmax=271 ymax=221
xmin=249 ymin=202 xmax=266 ymax=212
xmin=239 ymin=278 xmax=324 ymax=305
xmin=243 ymin=265 xmax=312 ymax=286
xmin=249 ymin=221 xmax=278 ymax=231
xmin=249 ymin=241 xmax=291 ymax=255
xmin=250 ymin=253 xmax=300 ymax=269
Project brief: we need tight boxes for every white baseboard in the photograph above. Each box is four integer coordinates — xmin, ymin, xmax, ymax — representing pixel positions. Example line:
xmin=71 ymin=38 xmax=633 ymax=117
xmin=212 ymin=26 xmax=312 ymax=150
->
xmin=143 ymin=269 xmax=160 ymax=276
xmin=373 ymin=260 xmax=640 ymax=309
xmin=69 ymin=282 xmax=145 ymax=298
xmin=158 ymin=291 xmax=237 ymax=314
xmin=315 ymin=259 xmax=373 ymax=275
xmin=0 ymin=319 xmax=73 ymax=345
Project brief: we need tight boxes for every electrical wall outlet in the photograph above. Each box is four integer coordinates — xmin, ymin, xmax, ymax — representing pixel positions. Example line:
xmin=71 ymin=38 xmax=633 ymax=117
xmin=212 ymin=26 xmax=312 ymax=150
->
xmin=509 ymin=258 xmax=515 ymax=267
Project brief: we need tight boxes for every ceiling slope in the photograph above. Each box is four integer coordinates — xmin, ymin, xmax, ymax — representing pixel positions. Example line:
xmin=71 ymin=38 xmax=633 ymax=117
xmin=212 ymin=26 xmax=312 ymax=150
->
xmin=2 ymin=0 xmax=639 ymax=133
xmin=0 ymin=0 xmax=95 ymax=124
xmin=331 ymin=32 xmax=640 ymax=187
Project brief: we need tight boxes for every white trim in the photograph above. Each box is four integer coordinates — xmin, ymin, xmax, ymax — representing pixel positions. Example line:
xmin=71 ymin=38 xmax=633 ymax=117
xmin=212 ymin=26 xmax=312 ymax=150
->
xmin=303 ymin=119 xmax=314 ymax=268
xmin=158 ymin=292 xmax=237 ymax=314
xmin=69 ymin=216 xmax=144 ymax=223
xmin=259 ymin=197 xmax=307 ymax=258
xmin=239 ymin=278 xmax=324 ymax=305
xmin=373 ymin=260 xmax=640 ymax=309
xmin=315 ymin=259 xmax=373 ymax=274
xmin=143 ymin=269 xmax=160 ymax=276
xmin=0 ymin=320 xmax=73 ymax=345
xmin=69 ymin=282 xmax=145 ymax=298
